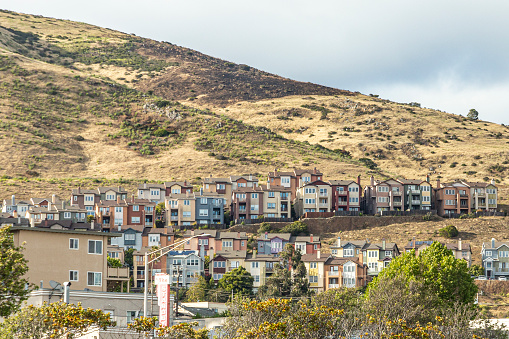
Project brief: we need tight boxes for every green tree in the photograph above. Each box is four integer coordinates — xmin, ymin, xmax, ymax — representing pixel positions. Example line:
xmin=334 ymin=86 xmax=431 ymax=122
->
xmin=107 ymin=256 xmax=122 ymax=268
xmin=367 ymin=242 xmax=477 ymax=307
xmin=260 ymin=244 xmax=309 ymax=297
xmin=467 ymin=108 xmax=479 ymax=120
xmin=0 ymin=302 xmax=113 ymax=338
xmin=257 ymin=222 xmax=272 ymax=234
xmin=0 ymin=226 xmax=32 ymax=317
xmin=124 ymin=247 xmax=135 ymax=268
xmin=218 ymin=266 xmax=254 ymax=297
xmin=187 ymin=275 xmax=214 ymax=302
xmin=279 ymin=220 xmax=308 ymax=235
xmin=469 ymin=264 xmax=484 ymax=277
xmin=155 ymin=202 xmax=165 ymax=216
xmin=86 ymin=215 xmax=94 ymax=223
xmin=439 ymin=224 xmax=459 ymax=238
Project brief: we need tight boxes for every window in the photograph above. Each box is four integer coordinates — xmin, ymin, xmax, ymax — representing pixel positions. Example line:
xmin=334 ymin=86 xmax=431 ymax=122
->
xmin=236 ymin=194 xmax=246 ymax=199
xmin=368 ymin=262 xmax=378 ymax=269
xmin=213 ymin=261 xmax=226 ymax=268
xmin=252 ymin=193 xmax=258 ymax=199
xmin=251 ymin=262 xmax=259 ymax=268
xmin=500 ymin=251 xmax=509 ymax=258
xmin=280 ymin=192 xmax=289 ymax=199
xmin=422 ymin=196 xmax=430 ymax=202
xmin=133 ymin=205 xmax=139 ymax=211
xmin=344 ymin=249 xmax=354 ymax=257
xmin=331 ymin=249 xmax=337 ymax=255
xmin=487 ymin=189 xmax=496 ymax=194
xmin=314 ymin=244 xmax=318 ymax=250
xmin=385 ymin=251 xmax=392 ymax=257
xmin=87 ymin=272 xmax=102 ymax=286
xmin=421 ymin=186 xmax=431 ymax=192
xmin=344 ymin=265 xmax=355 ymax=272
xmin=106 ymin=194 xmax=115 ymax=200
xmin=64 ymin=212 xmax=71 ymax=219
xmin=281 ymin=177 xmax=290 ymax=184
xmin=254 ymin=275 xmax=260 ymax=283
xmin=305 ymin=198 xmax=316 ymax=204
xmin=69 ymin=270 xmax=78 ymax=281
xmin=85 ymin=195 xmax=94 ymax=202
xmin=305 ymin=188 xmax=316 ymax=194
xmin=88 ymin=240 xmax=103 ymax=255
xmin=222 ymin=241 xmax=233 ymax=248
xmin=184 ymin=200 xmax=190 ymax=206
xmin=377 ymin=186 xmax=389 ymax=192
xmin=115 ymin=207 xmax=122 ymax=213
xmin=303 ymin=176 xmax=311 ymax=183
xmin=183 ymin=211 xmax=191 ymax=217
xmin=445 ymin=189 xmax=455 ymax=195
xmin=145 ymin=206 xmax=153 ymax=212
xmin=150 ymin=190 xmax=159 ymax=196
xmin=213 ymin=274 xmax=224 ymax=280
xmin=267 ymin=213 xmax=276 ymax=217
xmin=131 ymin=217 xmax=140 ymax=223
xmin=487 ymin=262 xmax=492 ymax=268
xmin=70 ymin=238 xmax=79 ymax=250
xmin=186 ymin=259 xmax=200 ymax=266
xmin=250 ymin=204 xmax=259 ymax=211
xmin=320 ymin=188 xmax=327 ymax=195
xmin=462 ymin=251 xmax=468 ymax=257
xmin=368 ymin=251 xmax=378 ymax=258
xmin=198 ymin=239 xmax=209 ymax=245
xmin=200 ymin=198 xmax=207 ymax=204
xmin=74 ymin=196 xmax=78 ymax=201
xmin=486 ymin=251 xmax=492 ymax=257
xmin=445 ymin=200 xmax=456 ymax=205
xmin=199 ymin=209 xmax=208 ymax=216
xmin=349 ymin=197 xmax=359 ymax=203
xmin=489 ymin=199 xmax=497 ymax=205
xmin=268 ymin=192 xmax=275 ymax=198
xmin=377 ymin=197 xmax=389 ymax=203
xmin=125 ymin=233 xmax=135 ymax=241
xmin=47 ymin=214 xmax=54 ymax=220
xmin=330 ymin=266 xmax=339 ymax=272
xmin=310 ymin=262 xmax=317 ymax=269
xmin=267 ymin=203 xmax=276 ymax=209
xmin=217 ymin=184 xmax=225 ymax=190
xmin=241 ymin=241 xmax=245 ymax=247
xmin=309 ymin=276 xmax=318 ymax=283
xmin=108 ymin=251 xmax=119 ymax=258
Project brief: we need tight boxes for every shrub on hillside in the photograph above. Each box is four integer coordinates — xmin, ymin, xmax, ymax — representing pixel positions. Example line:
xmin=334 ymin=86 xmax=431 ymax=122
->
xmin=439 ymin=225 xmax=459 ymax=238
xmin=280 ymin=221 xmax=308 ymax=236
xmin=257 ymin=222 xmax=272 ymax=234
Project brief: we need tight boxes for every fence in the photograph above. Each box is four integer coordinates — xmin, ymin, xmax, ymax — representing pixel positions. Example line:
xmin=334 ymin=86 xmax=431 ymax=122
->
xmin=335 ymin=210 xmax=364 ymax=217
xmin=302 ymin=212 xmax=335 ymax=219
xmin=175 ymin=224 xmax=227 ymax=230
xmin=378 ymin=210 xmax=437 ymax=217
xmin=234 ymin=217 xmax=294 ymax=225
xmin=444 ymin=211 xmax=505 ymax=218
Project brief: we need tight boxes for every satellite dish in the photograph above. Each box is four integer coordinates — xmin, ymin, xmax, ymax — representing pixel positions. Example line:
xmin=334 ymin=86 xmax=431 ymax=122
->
xmin=49 ymin=280 xmax=61 ymax=289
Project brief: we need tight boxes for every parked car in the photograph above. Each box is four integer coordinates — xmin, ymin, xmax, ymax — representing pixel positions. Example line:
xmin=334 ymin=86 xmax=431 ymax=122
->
xmin=499 ymin=276 xmax=507 ymax=281
xmin=476 ymin=275 xmax=487 ymax=280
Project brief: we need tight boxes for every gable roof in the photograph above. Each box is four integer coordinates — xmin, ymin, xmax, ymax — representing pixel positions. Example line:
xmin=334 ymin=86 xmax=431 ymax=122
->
xmin=257 ymin=233 xmax=292 ymax=241
xmin=290 ymin=235 xmax=321 ymax=243
xmin=301 ymin=253 xmax=328 ymax=263
xmin=325 ymin=257 xmax=363 ymax=266
xmin=328 ymin=180 xmax=357 ymax=186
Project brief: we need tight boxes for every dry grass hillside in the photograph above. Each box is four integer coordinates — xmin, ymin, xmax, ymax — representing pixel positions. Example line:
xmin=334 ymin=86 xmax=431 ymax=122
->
xmin=0 ymin=9 xmax=507 ymax=200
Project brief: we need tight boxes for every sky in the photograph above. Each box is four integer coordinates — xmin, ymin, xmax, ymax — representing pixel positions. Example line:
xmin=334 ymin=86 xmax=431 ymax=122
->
xmin=3 ymin=0 xmax=509 ymax=124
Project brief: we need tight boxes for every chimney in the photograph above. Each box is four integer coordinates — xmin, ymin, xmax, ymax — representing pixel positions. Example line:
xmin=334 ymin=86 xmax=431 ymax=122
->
xmin=412 ymin=236 xmax=416 ymax=248
xmin=237 ymin=232 xmax=240 ymax=239
xmin=208 ymin=247 xmax=214 ymax=259
xmin=492 ymin=238 xmax=496 ymax=248
xmin=131 ymin=195 xmax=135 ymax=203
xmin=118 ymin=186 xmax=122 ymax=192
xmin=117 ymin=196 xmax=121 ymax=203
xmin=458 ymin=238 xmax=462 ymax=251
xmin=491 ymin=178 xmax=496 ymax=185
xmin=337 ymin=237 xmax=341 ymax=247
xmin=249 ymin=174 xmax=253 ymax=181
xmin=52 ymin=194 xmax=56 ymax=204
xmin=265 ymin=232 xmax=268 ymax=240
xmin=437 ymin=179 xmax=441 ymax=188
xmin=426 ymin=174 xmax=430 ymax=183
xmin=274 ymin=168 xmax=277 ymax=175
xmin=91 ymin=220 xmax=95 ymax=230
xmin=370 ymin=176 xmax=374 ymax=186
xmin=13 ymin=210 xmax=18 ymax=218
xmin=30 ymin=218 xmax=35 ymax=228
xmin=357 ymin=175 xmax=361 ymax=186
xmin=62 ymin=201 xmax=65 ymax=209
xmin=48 ymin=201 xmax=52 ymax=211
xmin=144 ymin=183 xmax=147 ymax=189
xmin=200 ymin=243 xmax=205 ymax=259
xmin=382 ymin=239 xmax=386 ymax=250
xmin=11 ymin=195 xmax=15 ymax=206
xmin=78 ymin=187 xmax=81 ymax=194
xmin=200 ymin=188 xmax=203 ymax=195
xmin=191 ymin=229 xmax=195 ymax=236
xmin=317 ymin=249 xmax=320 ymax=259
xmin=253 ymin=248 xmax=257 ymax=259
xmin=313 ymin=167 xmax=317 ymax=174
xmin=186 ymin=191 xmax=190 ymax=197
xmin=17 ymin=217 xmax=20 ymax=224
xmin=310 ymin=234 xmax=314 ymax=243
xmin=267 ymin=182 xmax=271 ymax=189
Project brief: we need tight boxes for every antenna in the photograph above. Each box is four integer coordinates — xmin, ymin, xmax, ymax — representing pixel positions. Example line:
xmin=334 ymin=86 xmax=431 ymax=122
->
xmin=49 ymin=280 xmax=61 ymax=289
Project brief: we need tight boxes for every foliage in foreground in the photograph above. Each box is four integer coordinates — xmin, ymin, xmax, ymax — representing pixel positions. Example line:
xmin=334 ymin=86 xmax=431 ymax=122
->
xmin=0 ymin=226 xmax=32 ymax=317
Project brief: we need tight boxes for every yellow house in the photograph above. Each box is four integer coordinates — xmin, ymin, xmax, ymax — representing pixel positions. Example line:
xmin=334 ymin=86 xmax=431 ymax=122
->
xmin=301 ymin=251 xmax=328 ymax=292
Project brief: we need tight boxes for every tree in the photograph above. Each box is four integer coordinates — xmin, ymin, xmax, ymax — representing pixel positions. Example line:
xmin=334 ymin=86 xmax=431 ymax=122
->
xmin=218 ymin=266 xmax=254 ymax=297
xmin=155 ymin=202 xmax=165 ymax=216
xmin=257 ymin=222 xmax=272 ymax=234
xmin=187 ymin=275 xmax=214 ymax=302
xmin=0 ymin=302 xmax=113 ymax=338
xmin=367 ymin=242 xmax=477 ymax=308
xmin=469 ymin=264 xmax=484 ymax=277
xmin=124 ymin=247 xmax=135 ymax=268
xmin=259 ymin=244 xmax=309 ymax=297
xmin=107 ymin=256 xmax=122 ymax=268
xmin=467 ymin=108 xmax=479 ymax=120
xmin=86 ymin=215 xmax=95 ymax=223
xmin=0 ymin=226 xmax=32 ymax=317
xmin=280 ymin=220 xmax=308 ymax=235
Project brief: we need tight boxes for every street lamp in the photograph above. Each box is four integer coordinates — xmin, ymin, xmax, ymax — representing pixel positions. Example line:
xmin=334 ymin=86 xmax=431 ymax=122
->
xmin=143 ymin=233 xmax=211 ymax=318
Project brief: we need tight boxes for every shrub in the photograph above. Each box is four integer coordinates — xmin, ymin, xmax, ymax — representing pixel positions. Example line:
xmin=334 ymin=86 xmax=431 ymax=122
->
xmin=153 ymin=128 xmax=170 ymax=137
xmin=280 ymin=221 xmax=308 ymax=236
xmin=257 ymin=222 xmax=272 ymax=234
xmin=439 ymin=225 xmax=458 ymax=238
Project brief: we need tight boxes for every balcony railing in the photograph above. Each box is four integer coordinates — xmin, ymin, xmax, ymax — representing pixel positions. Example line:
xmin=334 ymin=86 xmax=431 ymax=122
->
xmin=319 ymin=193 xmax=328 ymax=197
xmin=393 ymin=201 xmax=402 ymax=206
xmin=411 ymin=200 xmax=421 ymax=205
xmin=107 ymin=267 xmax=129 ymax=279
xmin=337 ymin=201 xmax=348 ymax=206
xmin=391 ymin=191 xmax=402 ymax=196
xmin=171 ymin=216 xmax=179 ymax=220
xmin=328 ymin=284 xmax=339 ymax=289
xmin=328 ymin=271 xmax=339 ymax=276
xmin=337 ymin=191 xmax=348 ymax=196
xmin=410 ymin=189 xmax=420 ymax=194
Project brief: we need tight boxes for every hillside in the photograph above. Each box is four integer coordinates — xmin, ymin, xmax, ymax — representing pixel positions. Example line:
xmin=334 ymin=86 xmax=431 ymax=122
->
xmin=0 ymin=9 xmax=508 ymax=200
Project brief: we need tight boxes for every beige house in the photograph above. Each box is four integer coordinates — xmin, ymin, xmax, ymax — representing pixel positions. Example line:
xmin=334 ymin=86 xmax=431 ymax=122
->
xmin=165 ymin=193 xmax=197 ymax=227
xmin=301 ymin=251 xmax=328 ymax=292
xmin=294 ymin=180 xmax=332 ymax=217
xmin=461 ymin=180 xmax=498 ymax=212
xmin=10 ymin=221 xmax=126 ymax=292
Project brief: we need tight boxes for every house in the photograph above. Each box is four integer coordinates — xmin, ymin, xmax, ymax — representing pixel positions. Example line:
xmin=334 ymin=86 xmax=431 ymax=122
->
xmin=2 ymin=195 xmax=31 ymax=217
xmin=294 ymin=180 xmax=332 ymax=217
xmin=209 ymin=251 xmax=247 ymax=282
xmin=194 ymin=190 xmax=225 ymax=226
xmin=164 ymin=181 xmax=193 ymax=196
xmin=267 ymin=168 xmax=324 ymax=202
xmin=142 ymin=227 xmax=174 ymax=249
xmin=397 ymin=177 xmax=433 ymax=211
xmin=231 ymin=186 xmax=264 ymax=221
xmin=166 ymin=250 xmax=204 ymax=288
xmin=361 ymin=240 xmax=400 ymax=277
xmin=95 ymin=199 xmax=128 ymax=231
xmin=244 ymin=251 xmax=280 ymax=291
xmin=230 ymin=175 xmax=259 ymax=191
xmin=110 ymin=226 xmax=144 ymax=250
xmin=363 ymin=177 xmax=405 ymax=214
xmin=324 ymin=257 xmax=368 ymax=289
xmin=301 ymin=251 xmax=328 ymax=292
xmin=97 ymin=187 xmax=128 ymax=202
xmin=166 ymin=192 xmax=197 ymax=227
xmin=434 ymin=180 xmax=471 ymax=216
xmin=461 ymin=180 xmax=498 ymax=212
xmin=257 ymin=232 xmax=292 ymax=255
xmin=482 ymin=238 xmax=509 ymax=279
xmin=71 ymin=188 xmax=101 ymax=215
xmin=137 ymin=183 xmax=166 ymax=203
xmin=329 ymin=237 xmax=367 ymax=258
xmin=329 ymin=178 xmax=362 ymax=212
xmin=291 ymin=234 xmax=321 ymax=255
xmin=202 ymin=176 xmax=233 ymax=210
xmin=8 ymin=220 xmax=125 ymax=292
xmin=405 ymin=238 xmax=472 ymax=267
xmin=260 ymin=184 xmax=292 ymax=219
xmin=183 ymin=230 xmax=248 ymax=254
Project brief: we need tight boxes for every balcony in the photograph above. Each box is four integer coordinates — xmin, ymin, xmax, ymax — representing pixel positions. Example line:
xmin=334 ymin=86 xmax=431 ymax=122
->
xmin=328 ymin=284 xmax=339 ymax=289
xmin=171 ymin=216 xmax=179 ymax=221
xmin=319 ymin=193 xmax=328 ymax=197
xmin=411 ymin=200 xmax=421 ymax=205
xmin=337 ymin=201 xmax=348 ymax=206
xmin=393 ymin=201 xmax=402 ymax=206
xmin=337 ymin=191 xmax=348 ymax=196
xmin=328 ymin=271 xmax=339 ymax=276
xmin=145 ymin=222 xmax=153 ymax=226
xmin=410 ymin=189 xmax=420 ymax=194
xmin=107 ymin=267 xmax=129 ymax=279
xmin=319 ymin=203 xmax=329 ymax=208
xmin=391 ymin=191 xmax=402 ymax=196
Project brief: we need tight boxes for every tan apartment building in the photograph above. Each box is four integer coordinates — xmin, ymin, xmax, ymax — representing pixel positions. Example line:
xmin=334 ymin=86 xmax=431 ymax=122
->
xmin=302 ymin=251 xmax=328 ymax=293
xmin=294 ymin=180 xmax=332 ymax=217
xmin=260 ymin=184 xmax=292 ymax=218
xmin=244 ymin=251 xmax=280 ymax=291
xmin=9 ymin=221 xmax=125 ymax=292
xmin=166 ymin=192 xmax=197 ymax=227
xmin=202 ymin=176 xmax=233 ymax=210
xmin=137 ymin=183 xmax=166 ymax=203
xmin=363 ymin=177 xmax=404 ymax=214
xmin=267 ymin=168 xmax=324 ymax=201
xmin=461 ymin=180 xmax=498 ymax=212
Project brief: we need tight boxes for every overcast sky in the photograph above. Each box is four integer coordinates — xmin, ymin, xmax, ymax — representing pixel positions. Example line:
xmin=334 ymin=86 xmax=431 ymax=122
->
xmin=3 ymin=0 xmax=509 ymax=124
